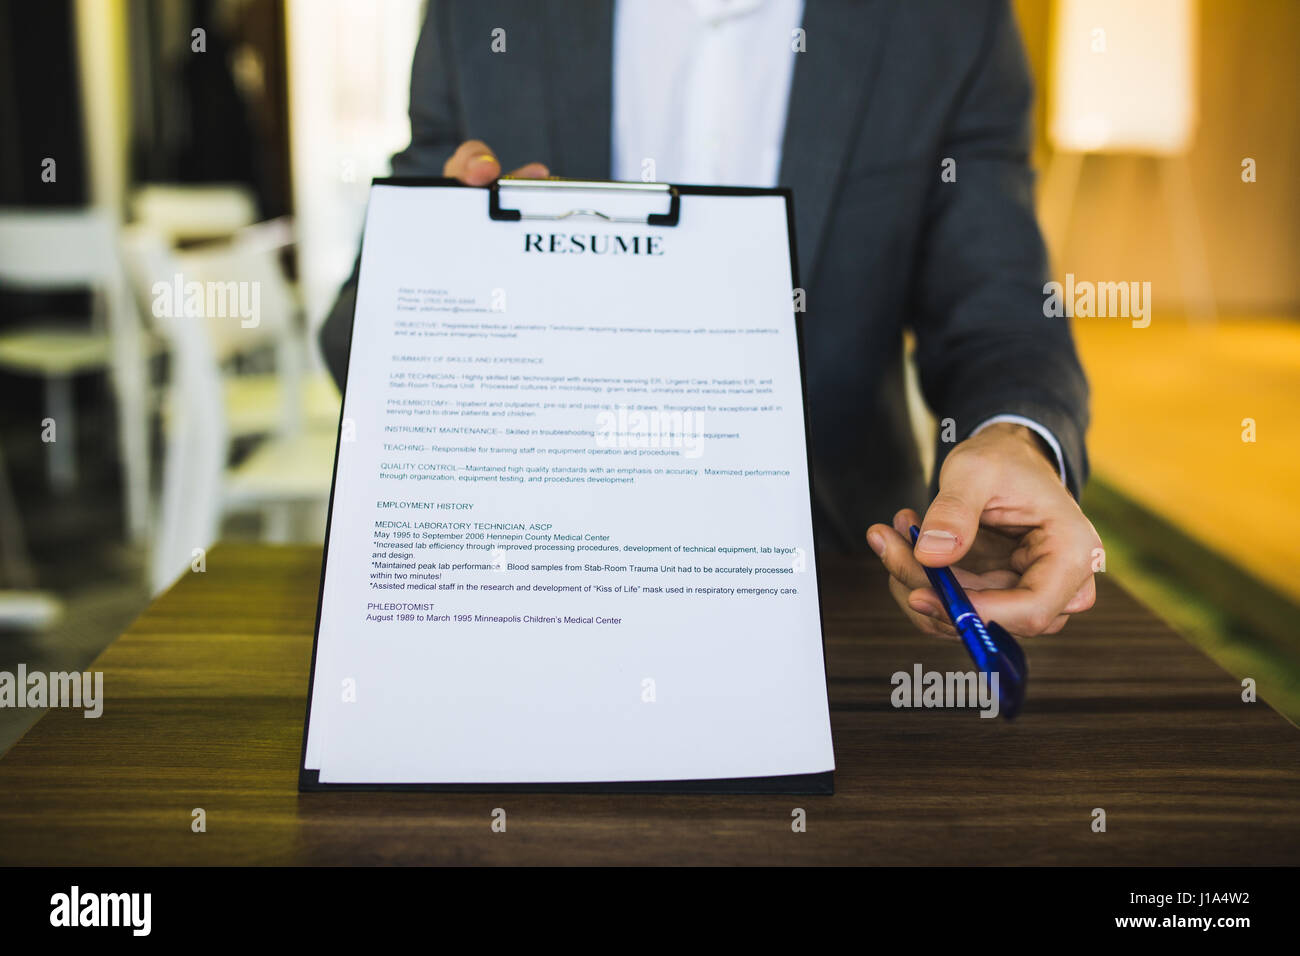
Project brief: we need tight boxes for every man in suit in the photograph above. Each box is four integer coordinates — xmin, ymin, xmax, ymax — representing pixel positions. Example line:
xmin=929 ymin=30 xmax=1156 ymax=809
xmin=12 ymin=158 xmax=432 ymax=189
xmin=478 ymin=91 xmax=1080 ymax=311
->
xmin=320 ymin=0 xmax=1102 ymax=639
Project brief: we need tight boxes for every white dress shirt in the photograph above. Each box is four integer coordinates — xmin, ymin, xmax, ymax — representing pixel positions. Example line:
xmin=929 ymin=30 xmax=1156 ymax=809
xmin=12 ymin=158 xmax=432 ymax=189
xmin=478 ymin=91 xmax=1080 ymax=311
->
xmin=610 ymin=0 xmax=1068 ymax=484
xmin=612 ymin=0 xmax=803 ymax=187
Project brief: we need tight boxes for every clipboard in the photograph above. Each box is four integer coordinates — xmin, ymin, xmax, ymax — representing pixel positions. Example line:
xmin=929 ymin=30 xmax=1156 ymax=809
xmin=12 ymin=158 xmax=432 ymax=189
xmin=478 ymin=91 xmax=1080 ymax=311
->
xmin=300 ymin=177 xmax=834 ymax=794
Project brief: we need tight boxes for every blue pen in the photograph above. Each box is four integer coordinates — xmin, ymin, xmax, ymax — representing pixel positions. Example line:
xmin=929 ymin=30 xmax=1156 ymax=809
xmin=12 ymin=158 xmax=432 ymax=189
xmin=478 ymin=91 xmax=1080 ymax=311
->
xmin=908 ymin=525 xmax=1028 ymax=719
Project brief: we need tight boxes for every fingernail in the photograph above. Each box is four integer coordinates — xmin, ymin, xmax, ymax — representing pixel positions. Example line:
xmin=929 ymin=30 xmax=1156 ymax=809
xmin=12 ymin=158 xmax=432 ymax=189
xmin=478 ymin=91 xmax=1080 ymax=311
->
xmin=867 ymin=531 xmax=885 ymax=556
xmin=917 ymin=530 xmax=958 ymax=555
xmin=472 ymin=153 xmax=498 ymax=166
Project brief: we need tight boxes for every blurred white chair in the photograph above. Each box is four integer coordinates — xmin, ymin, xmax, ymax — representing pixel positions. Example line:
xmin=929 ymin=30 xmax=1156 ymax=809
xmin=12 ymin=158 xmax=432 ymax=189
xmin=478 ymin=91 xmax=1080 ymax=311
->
xmin=215 ymin=218 xmax=342 ymax=441
xmin=130 ymin=184 xmax=258 ymax=244
xmin=121 ymin=223 xmax=340 ymax=594
xmin=0 ymin=208 xmax=151 ymax=541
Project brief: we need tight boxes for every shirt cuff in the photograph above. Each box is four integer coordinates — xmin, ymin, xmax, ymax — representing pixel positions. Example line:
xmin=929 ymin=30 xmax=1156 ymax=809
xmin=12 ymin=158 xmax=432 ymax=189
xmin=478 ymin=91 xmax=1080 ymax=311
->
xmin=971 ymin=414 xmax=1067 ymax=485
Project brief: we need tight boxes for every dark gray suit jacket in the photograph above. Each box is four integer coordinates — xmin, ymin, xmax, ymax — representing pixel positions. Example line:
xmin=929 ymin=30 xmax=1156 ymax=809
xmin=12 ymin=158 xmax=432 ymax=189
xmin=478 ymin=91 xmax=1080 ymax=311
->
xmin=319 ymin=0 xmax=1090 ymax=553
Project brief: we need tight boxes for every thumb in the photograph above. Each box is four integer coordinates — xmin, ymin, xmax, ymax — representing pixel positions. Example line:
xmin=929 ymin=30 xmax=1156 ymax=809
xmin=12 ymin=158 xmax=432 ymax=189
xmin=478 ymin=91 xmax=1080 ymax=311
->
xmin=915 ymin=457 xmax=996 ymax=568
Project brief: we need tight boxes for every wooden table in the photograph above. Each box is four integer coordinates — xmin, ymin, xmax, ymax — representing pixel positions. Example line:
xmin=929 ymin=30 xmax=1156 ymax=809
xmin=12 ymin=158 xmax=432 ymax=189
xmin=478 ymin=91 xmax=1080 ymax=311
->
xmin=1 ymin=544 xmax=1297 ymax=866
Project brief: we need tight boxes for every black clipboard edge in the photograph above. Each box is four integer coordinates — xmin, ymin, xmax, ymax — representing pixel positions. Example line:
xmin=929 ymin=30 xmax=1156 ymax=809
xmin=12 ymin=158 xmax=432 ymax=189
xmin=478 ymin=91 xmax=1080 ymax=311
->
xmin=298 ymin=179 xmax=836 ymax=795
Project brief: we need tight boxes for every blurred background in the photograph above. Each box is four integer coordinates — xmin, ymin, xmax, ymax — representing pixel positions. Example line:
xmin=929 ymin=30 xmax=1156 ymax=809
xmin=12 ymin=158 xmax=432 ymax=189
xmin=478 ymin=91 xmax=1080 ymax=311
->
xmin=0 ymin=0 xmax=1296 ymax=750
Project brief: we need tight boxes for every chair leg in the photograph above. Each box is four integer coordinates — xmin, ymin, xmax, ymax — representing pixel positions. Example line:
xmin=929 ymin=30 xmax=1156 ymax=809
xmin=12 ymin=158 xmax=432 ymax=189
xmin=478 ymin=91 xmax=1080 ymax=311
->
xmin=150 ymin=401 xmax=222 ymax=596
xmin=45 ymin=375 xmax=77 ymax=493
xmin=0 ymin=442 xmax=37 ymax=589
xmin=262 ymin=502 xmax=292 ymax=543
xmin=114 ymin=363 xmax=151 ymax=542
xmin=105 ymin=279 xmax=152 ymax=543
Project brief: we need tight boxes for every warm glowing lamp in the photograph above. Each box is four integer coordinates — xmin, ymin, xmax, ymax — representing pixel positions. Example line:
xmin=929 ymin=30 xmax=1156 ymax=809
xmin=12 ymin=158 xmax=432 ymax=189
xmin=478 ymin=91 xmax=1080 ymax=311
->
xmin=1040 ymin=0 xmax=1213 ymax=318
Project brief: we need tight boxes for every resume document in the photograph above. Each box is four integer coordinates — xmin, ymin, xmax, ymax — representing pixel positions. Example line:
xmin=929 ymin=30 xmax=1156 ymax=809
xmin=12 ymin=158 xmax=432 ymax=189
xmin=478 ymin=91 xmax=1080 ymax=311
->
xmin=302 ymin=182 xmax=835 ymax=787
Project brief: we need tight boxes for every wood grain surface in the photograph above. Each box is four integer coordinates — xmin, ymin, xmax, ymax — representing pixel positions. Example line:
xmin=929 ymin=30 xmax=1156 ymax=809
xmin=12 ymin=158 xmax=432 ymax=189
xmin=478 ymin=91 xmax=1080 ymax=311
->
xmin=0 ymin=544 xmax=1296 ymax=865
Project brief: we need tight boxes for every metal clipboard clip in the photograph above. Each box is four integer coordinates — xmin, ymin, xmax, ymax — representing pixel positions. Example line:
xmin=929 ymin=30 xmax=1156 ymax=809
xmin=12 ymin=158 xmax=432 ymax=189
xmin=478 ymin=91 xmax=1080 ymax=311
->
xmin=488 ymin=178 xmax=681 ymax=226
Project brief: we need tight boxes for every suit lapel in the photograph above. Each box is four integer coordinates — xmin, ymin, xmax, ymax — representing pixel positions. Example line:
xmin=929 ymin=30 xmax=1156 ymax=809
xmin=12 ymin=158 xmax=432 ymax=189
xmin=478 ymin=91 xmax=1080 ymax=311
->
xmin=542 ymin=1 xmax=614 ymax=180
xmin=779 ymin=0 xmax=896 ymax=284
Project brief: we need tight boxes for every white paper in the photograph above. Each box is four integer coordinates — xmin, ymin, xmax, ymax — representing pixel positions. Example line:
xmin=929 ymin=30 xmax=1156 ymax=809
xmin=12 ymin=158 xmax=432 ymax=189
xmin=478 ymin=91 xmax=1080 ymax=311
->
xmin=305 ymin=183 xmax=834 ymax=784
